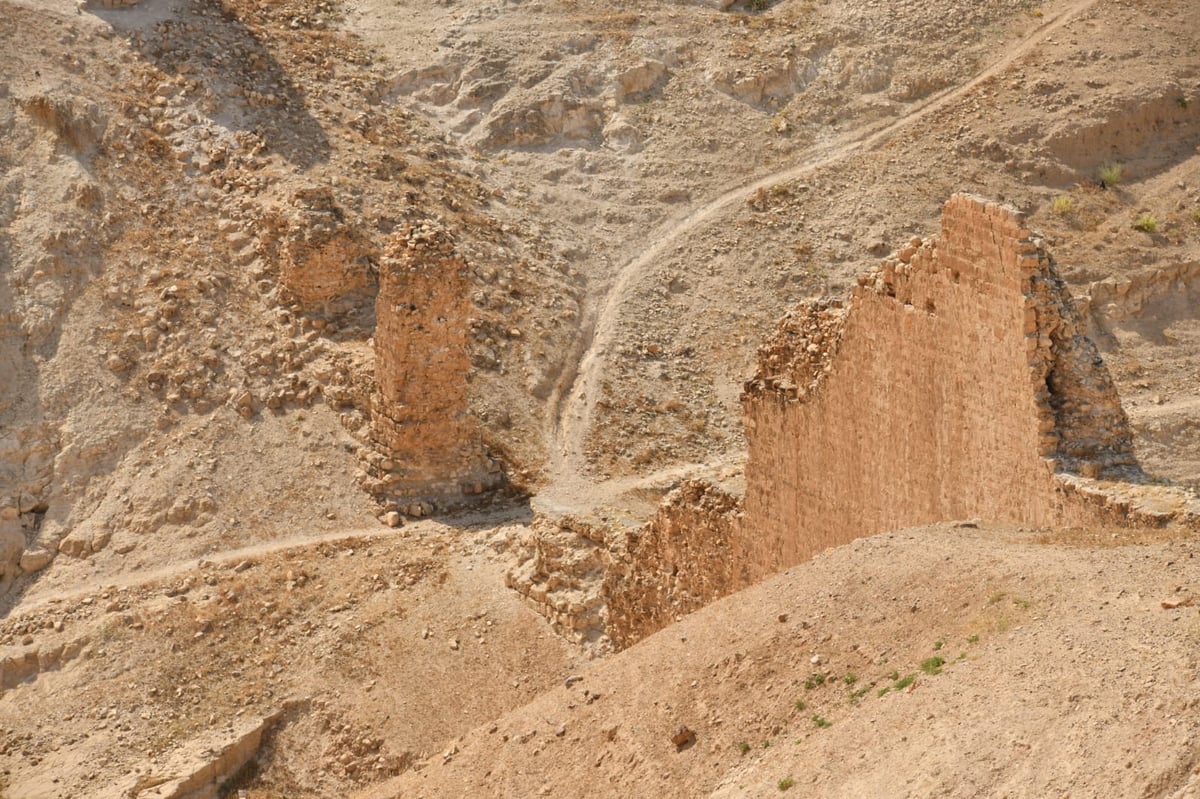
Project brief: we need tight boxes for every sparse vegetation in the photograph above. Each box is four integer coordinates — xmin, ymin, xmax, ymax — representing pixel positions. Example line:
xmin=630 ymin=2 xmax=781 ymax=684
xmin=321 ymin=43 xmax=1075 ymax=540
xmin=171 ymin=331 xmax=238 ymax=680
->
xmin=811 ymin=714 xmax=831 ymax=728
xmin=920 ymin=656 xmax=946 ymax=675
xmin=1051 ymin=195 xmax=1073 ymax=216
xmin=804 ymin=673 xmax=827 ymax=690
xmin=967 ymin=634 xmax=980 ymax=644
xmin=843 ymin=672 xmax=858 ymax=685
xmin=778 ymin=776 xmax=795 ymax=791
xmin=894 ymin=673 xmax=917 ymax=691
xmin=1099 ymin=163 xmax=1123 ymax=186
xmin=932 ymin=640 xmax=944 ymax=651
xmin=794 ymin=699 xmax=806 ymax=711
xmin=1133 ymin=214 xmax=1158 ymax=233
xmin=738 ymin=740 xmax=751 ymax=755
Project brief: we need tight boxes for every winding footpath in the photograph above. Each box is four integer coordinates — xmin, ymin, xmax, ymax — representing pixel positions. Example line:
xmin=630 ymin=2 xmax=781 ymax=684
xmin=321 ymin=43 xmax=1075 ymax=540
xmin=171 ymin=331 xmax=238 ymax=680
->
xmin=541 ymin=0 xmax=1100 ymax=501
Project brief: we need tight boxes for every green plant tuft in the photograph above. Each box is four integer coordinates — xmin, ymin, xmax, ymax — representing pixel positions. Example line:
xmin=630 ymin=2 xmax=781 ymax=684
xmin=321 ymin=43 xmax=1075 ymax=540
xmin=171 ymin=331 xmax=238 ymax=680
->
xmin=894 ymin=673 xmax=917 ymax=691
xmin=737 ymin=740 xmax=751 ymax=755
xmin=1051 ymin=195 xmax=1073 ymax=215
xmin=1133 ymin=214 xmax=1158 ymax=233
xmin=921 ymin=656 xmax=946 ymax=675
xmin=778 ymin=776 xmax=795 ymax=791
xmin=811 ymin=714 xmax=831 ymax=728
xmin=1099 ymin=163 xmax=1123 ymax=185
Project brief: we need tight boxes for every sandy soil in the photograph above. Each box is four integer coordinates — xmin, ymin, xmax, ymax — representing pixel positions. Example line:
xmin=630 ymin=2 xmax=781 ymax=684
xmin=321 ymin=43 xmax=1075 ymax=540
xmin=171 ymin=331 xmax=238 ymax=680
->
xmin=1 ymin=0 xmax=1198 ymax=796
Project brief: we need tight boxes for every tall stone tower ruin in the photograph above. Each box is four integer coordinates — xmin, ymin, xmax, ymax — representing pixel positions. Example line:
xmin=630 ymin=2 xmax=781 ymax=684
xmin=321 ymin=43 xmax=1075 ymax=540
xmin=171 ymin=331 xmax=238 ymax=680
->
xmin=369 ymin=222 xmax=501 ymax=506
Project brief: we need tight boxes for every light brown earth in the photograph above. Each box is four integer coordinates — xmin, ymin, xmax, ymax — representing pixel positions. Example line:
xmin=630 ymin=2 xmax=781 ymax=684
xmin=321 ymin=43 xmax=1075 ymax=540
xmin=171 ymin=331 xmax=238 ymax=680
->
xmin=1 ymin=0 xmax=1199 ymax=796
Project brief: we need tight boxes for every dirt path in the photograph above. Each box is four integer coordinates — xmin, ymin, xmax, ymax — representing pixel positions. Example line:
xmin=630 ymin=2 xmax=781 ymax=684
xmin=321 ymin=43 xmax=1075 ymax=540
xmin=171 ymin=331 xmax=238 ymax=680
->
xmin=541 ymin=0 xmax=1100 ymax=496
xmin=3 ymin=505 xmax=531 ymax=619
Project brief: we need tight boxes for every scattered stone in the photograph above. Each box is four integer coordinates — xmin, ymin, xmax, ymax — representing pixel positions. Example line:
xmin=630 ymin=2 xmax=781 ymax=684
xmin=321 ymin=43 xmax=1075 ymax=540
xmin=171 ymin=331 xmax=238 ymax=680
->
xmin=670 ymin=725 xmax=696 ymax=750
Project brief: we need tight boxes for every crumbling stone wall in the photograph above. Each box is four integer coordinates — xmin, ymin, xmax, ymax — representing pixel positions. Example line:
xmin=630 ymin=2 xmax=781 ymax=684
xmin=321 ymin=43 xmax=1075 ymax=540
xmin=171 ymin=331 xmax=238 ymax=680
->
xmin=368 ymin=222 xmax=501 ymax=503
xmin=586 ymin=194 xmax=1197 ymax=649
xmin=603 ymin=481 xmax=745 ymax=650
xmin=276 ymin=186 xmax=372 ymax=308
xmin=740 ymin=194 xmax=1143 ymax=564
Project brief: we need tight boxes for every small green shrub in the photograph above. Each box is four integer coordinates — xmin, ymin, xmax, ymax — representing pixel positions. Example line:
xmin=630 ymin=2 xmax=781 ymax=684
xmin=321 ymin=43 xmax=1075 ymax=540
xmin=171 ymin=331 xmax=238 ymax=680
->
xmin=1099 ymin=163 xmax=1123 ymax=185
xmin=794 ymin=699 xmax=806 ymax=711
xmin=778 ymin=776 xmax=795 ymax=791
xmin=966 ymin=634 xmax=980 ymax=644
xmin=877 ymin=686 xmax=891 ymax=697
xmin=921 ymin=657 xmax=946 ymax=675
xmin=804 ymin=673 xmax=826 ymax=690
xmin=843 ymin=672 xmax=858 ymax=685
xmin=1051 ymin=195 xmax=1073 ymax=215
xmin=894 ymin=673 xmax=916 ymax=691
xmin=932 ymin=640 xmax=944 ymax=651
xmin=811 ymin=714 xmax=831 ymax=728
xmin=1133 ymin=214 xmax=1158 ymax=233
xmin=737 ymin=740 xmax=751 ymax=755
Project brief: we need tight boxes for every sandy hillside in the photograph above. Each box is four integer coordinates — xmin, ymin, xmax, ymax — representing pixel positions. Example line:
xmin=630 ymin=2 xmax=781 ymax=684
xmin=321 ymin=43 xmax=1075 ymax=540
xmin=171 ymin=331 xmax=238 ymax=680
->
xmin=366 ymin=523 xmax=1200 ymax=799
xmin=0 ymin=0 xmax=1199 ymax=797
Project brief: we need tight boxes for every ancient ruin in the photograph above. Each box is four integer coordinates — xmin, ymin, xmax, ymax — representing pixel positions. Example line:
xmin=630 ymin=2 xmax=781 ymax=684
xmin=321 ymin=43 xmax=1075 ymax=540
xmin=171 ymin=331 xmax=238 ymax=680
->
xmin=518 ymin=195 xmax=1199 ymax=651
xmin=369 ymin=222 xmax=503 ymax=504
xmin=741 ymin=194 xmax=1166 ymax=563
xmin=4 ymin=0 xmax=1200 ymax=796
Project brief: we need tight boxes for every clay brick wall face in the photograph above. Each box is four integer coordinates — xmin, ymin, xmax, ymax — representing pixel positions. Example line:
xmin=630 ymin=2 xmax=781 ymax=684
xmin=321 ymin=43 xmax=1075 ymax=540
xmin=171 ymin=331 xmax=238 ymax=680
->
xmin=740 ymin=194 xmax=1136 ymax=566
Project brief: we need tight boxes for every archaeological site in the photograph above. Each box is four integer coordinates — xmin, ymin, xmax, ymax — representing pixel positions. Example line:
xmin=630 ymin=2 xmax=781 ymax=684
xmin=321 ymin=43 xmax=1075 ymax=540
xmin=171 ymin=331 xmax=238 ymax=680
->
xmin=2 ymin=0 xmax=1200 ymax=796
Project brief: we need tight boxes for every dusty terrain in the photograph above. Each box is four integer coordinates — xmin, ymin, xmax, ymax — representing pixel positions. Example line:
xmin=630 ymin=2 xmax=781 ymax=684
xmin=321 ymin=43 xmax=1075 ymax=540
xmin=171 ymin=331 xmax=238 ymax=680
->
xmin=1 ymin=0 xmax=1199 ymax=796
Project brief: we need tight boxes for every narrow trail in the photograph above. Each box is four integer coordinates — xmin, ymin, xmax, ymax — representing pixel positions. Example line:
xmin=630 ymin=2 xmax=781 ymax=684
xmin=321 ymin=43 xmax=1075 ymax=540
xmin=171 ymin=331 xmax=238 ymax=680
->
xmin=541 ymin=0 xmax=1099 ymax=500
xmin=2 ymin=505 xmax=531 ymax=619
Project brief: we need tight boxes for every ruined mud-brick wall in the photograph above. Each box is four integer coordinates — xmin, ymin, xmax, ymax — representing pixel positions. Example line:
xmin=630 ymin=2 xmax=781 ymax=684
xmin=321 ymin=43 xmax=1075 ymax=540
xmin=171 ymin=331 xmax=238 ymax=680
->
xmin=531 ymin=195 xmax=1197 ymax=653
xmin=741 ymin=194 xmax=1140 ymax=566
xmin=276 ymin=186 xmax=372 ymax=308
xmin=505 ymin=515 xmax=611 ymax=648
xmin=369 ymin=223 xmax=501 ymax=502
xmin=603 ymin=481 xmax=745 ymax=650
